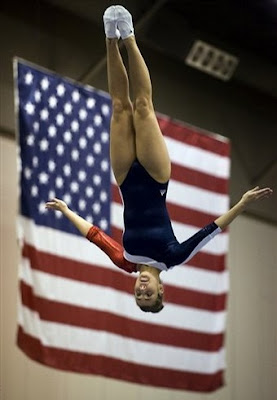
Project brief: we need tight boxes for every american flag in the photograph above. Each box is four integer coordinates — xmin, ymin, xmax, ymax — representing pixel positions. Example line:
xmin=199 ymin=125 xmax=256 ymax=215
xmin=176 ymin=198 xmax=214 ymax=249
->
xmin=15 ymin=59 xmax=230 ymax=392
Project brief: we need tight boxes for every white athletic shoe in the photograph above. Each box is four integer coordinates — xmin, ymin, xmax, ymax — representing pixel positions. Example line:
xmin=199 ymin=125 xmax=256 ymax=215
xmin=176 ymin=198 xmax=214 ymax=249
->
xmin=103 ymin=5 xmax=120 ymax=38
xmin=115 ymin=5 xmax=134 ymax=39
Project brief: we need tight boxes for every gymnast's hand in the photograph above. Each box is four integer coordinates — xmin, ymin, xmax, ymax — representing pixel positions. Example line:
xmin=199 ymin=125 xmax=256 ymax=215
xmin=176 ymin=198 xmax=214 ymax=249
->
xmin=45 ymin=198 xmax=68 ymax=213
xmin=240 ymin=186 xmax=273 ymax=207
xmin=214 ymin=186 xmax=273 ymax=230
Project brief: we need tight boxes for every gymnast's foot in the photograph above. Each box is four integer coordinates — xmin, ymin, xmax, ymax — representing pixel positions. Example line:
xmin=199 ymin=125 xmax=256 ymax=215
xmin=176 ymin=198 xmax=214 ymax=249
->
xmin=103 ymin=5 xmax=120 ymax=38
xmin=115 ymin=5 xmax=134 ymax=40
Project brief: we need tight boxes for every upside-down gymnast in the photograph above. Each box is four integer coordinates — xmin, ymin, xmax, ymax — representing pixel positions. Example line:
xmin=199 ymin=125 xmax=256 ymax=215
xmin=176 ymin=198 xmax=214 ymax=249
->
xmin=46 ymin=5 xmax=273 ymax=313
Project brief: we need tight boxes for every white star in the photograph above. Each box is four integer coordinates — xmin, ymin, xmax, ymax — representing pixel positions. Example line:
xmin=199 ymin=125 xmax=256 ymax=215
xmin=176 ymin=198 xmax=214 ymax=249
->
xmin=72 ymin=90 xmax=80 ymax=102
xmin=56 ymin=176 xmax=64 ymax=188
xmin=39 ymin=138 xmax=49 ymax=151
xmin=86 ymin=215 xmax=93 ymax=224
xmin=33 ymin=121 xmax=40 ymax=132
xmin=48 ymin=159 xmax=56 ymax=172
xmin=86 ymin=154 xmax=95 ymax=167
xmin=25 ymin=102 xmax=35 ymax=115
xmin=48 ymin=96 xmax=58 ymax=108
xmin=71 ymin=120 xmax=79 ymax=132
xmin=78 ymin=170 xmax=87 ymax=182
xmin=40 ymin=108 xmax=49 ymax=121
xmin=55 ymin=210 xmax=62 ymax=219
xmin=57 ymin=83 xmax=66 ymax=97
xmin=93 ymin=174 xmax=101 ymax=186
xmin=94 ymin=114 xmax=102 ymax=126
xmin=70 ymin=181 xmax=79 ymax=193
xmin=101 ymin=131 xmax=109 ymax=143
xmin=24 ymin=167 xmax=32 ymax=180
xmin=63 ymin=193 xmax=72 ymax=205
xmin=33 ymin=156 xmax=39 ymax=167
xmin=85 ymin=186 xmax=94 ymax=198
xmin=48 ymin=190 xmax=56 ymax=200
xmin=101 ymin=104 xmax=110 ymax=116
xmin=34 ymin=90 xmax=41 ymax=103
xmin=64 ymin=130 xmax=72 ymax=143
xmin=79 ymin=199 xmax=86 ymax=211
xmin=99 ymin=219 xmax=108 ymax=230
xmin=64 ymin=102 xmax=72 ymax=114
xmin=56 ymin=143 xmax=64 ymax=156
xmin=25 ymin=72 xmax=33 ymax=85
xmin=92 ymin=202 xmax=101 ymax=214
xmin=87 ymin=98 xmax=96 ymax=109
xmin=63 ymin=164 xmax=71 ymax=176
xmin=48 ymin=125 xmax=57 ymax=137
xmin=31 ymin=185 xmax=38 ymax=197
xmin=101 ymin=159 xmax=109 ymax=172
xmin=86 ymin=126 xmax=94 ymax=138
xmin=26 ymin=134 xmax=35 ymax=146
xmin=79 ymin=137 xmax=87 ymax=149
xmin=93 ymin=142 xmax=102 ymax=154
xmin=71 ymin=149 xmax=79 ymax=161
xmin=56 ymin=113 xmax=64 ymax=126
xmin=39 ymin=172 xmax=49 ymax=184
xmin=100 ymin=190 xmax=108 ymax=202
xmin=79 ymin=109 xmax=87 ymax=120
xmin=41 ymin=77 xmax=50 ymax=91
xmin=38 ymin=201 xmax=47 ymax=214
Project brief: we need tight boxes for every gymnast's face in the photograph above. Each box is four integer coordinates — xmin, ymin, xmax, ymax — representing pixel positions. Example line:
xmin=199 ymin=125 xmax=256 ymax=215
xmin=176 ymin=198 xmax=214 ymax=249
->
xmin=134 ymin=272 xmax=163 ymax=307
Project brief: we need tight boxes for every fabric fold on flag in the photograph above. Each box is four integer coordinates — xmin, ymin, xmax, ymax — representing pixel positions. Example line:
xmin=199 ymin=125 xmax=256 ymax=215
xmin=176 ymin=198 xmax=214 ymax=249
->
xmin=15 ymin=59 xmax=231 ymax=392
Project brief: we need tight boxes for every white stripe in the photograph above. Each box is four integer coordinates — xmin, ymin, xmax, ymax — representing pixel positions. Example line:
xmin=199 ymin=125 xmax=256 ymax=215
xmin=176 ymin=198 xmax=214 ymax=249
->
xmin=18 ymin=305 xmax=226 ymax=374
xmin=165 ymin=136 xmax=230 ymax=179
xmin=164 ymin=266 xmax=229 ymax=294
xmin=167 ymin=180 xmax=229 ymax=215
xmin=111 ymin=203 xmax=228 ymax=255
xmin=20 ymin=259 xmax=227 ymax=333
xmin=19 ymin=216 xmax=119 ymax=271
xmin=171 ymin=223 xmax=227 ymax=255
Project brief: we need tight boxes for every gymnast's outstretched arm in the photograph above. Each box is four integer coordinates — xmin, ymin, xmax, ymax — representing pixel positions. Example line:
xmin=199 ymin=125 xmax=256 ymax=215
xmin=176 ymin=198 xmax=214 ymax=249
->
xmin=165 ymin=186 xmax=273 ymax=267
xmin=214 ymin=186 xmax=273 ymax=230
xmin=45 ymin=198 xmax=92 ymax=236
xmin=45 ymin=198 xmax=136 ymax=272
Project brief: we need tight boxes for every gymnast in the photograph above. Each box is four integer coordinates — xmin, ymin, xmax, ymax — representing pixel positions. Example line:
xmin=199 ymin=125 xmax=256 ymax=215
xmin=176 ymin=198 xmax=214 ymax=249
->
xmin=46 ymin=5 xmax=273 ymax=313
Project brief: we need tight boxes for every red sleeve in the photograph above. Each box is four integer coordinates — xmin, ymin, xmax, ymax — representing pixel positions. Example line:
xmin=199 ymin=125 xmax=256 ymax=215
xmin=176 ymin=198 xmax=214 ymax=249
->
xmin=86 ymin=226 xmax=137 ymax=273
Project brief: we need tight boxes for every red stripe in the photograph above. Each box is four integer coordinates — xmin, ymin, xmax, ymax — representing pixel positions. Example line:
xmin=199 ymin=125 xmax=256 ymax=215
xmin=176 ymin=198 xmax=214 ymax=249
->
xmin=112 ymin=184 xmax=123 ymax=205
xmin=17 ymin=327 xmax=224 ymax=392
xmin=111 ymin=227 xmax=226 ymax=272
xmin=166 ymin=202 xmax=219 ymax=227
xmin=22 ymin=243 xmax=226 ymax=309
xmin=157 ymin=115 xmax=230 ymax=157
xmin=112 ymin=196 xmax=221 ymax=229
xmin=170 ymin=163 xmax=229 ymax=194
xmin=20 ymin=281 xmax=224 ymax=351
xmin=112 ymin=162 xmax=228 ymax=196
xmin=112 ymin=184 xmax=224 ymax=227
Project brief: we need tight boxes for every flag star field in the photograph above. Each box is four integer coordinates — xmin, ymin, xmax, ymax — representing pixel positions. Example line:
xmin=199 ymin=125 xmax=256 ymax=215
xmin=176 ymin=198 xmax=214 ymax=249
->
xmin=17 ymin=62 xmax=112 ymax=234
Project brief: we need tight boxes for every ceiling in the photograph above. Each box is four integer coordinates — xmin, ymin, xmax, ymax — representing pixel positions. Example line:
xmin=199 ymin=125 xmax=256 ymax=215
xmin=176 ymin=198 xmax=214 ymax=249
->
xmin=45 ymin=0 xmax=277 ymax=65
xmin=42 ymin=0 xmax=277 ymax=98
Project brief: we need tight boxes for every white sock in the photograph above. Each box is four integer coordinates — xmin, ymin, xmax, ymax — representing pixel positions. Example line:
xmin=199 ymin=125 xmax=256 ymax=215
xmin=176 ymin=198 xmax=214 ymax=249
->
xmin=115 ymin=5 xmax=134 ymax=40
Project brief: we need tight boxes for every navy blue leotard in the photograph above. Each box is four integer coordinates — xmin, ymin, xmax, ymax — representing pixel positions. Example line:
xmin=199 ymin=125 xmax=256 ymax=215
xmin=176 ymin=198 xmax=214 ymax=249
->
xmin=119 ymin=160 xmax=221 ymax=270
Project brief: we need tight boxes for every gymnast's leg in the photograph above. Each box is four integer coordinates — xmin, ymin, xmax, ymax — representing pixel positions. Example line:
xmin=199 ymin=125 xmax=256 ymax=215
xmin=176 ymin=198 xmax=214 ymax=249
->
xmin=117 ymin=7 xmax=171 ymax=183
xmin=104 ymin=7 xmax=136 ymax=186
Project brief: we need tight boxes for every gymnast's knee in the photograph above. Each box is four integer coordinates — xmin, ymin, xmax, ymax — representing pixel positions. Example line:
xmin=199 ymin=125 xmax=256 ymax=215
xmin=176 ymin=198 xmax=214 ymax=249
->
xmin=134 ymin=96 xmax=152 ymax=118
xmin=112 ymin=99 xmax=133 ymax=120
